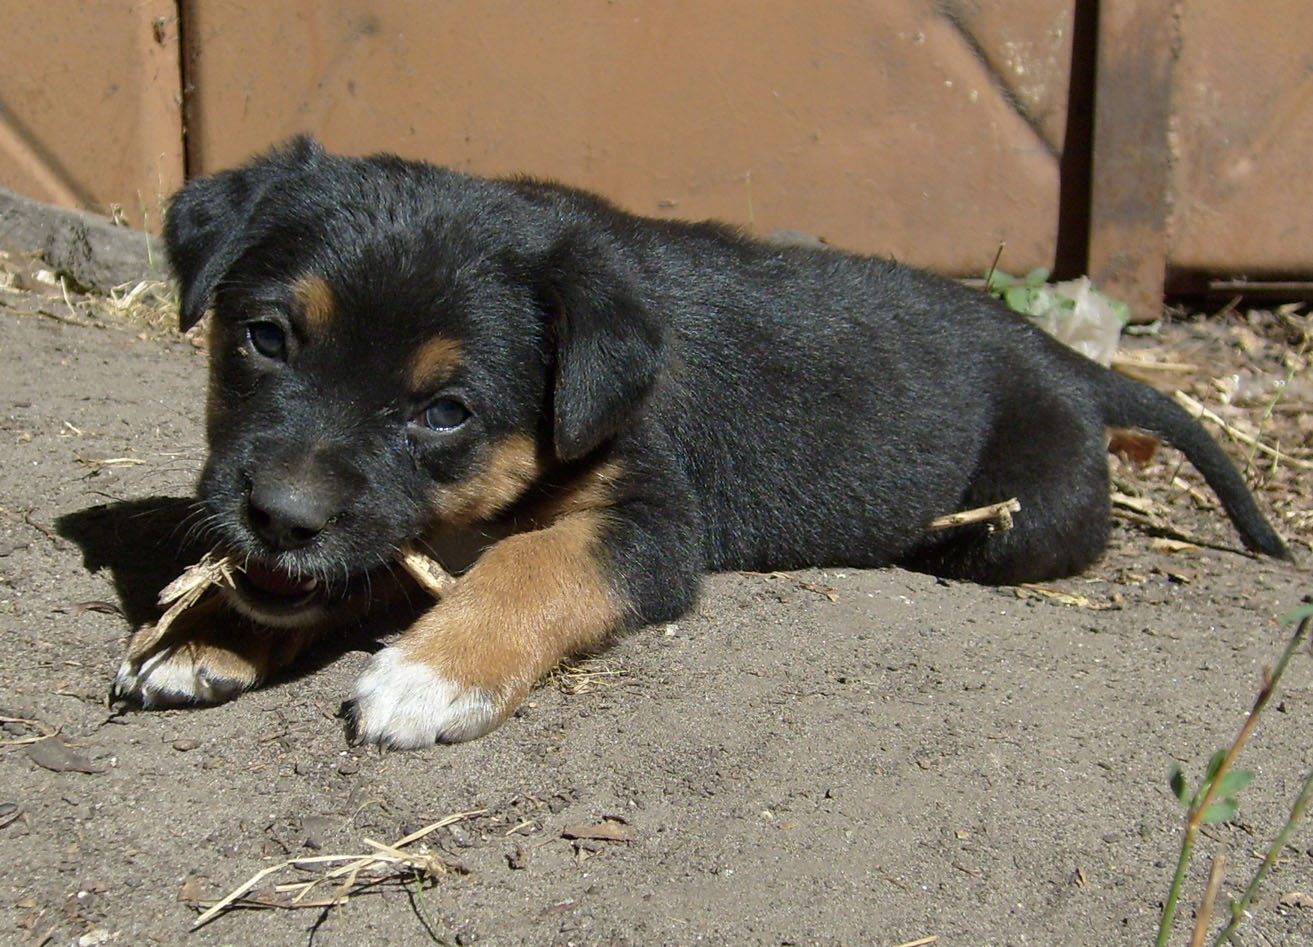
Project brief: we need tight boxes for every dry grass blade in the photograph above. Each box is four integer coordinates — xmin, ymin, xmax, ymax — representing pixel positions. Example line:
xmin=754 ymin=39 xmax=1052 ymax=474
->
xmin=192 ymin=808 xmax=487 ymax=929
xmin=104 ymin=278 xmax=176 ymax=331
xmin=553 ymin=659 xmax=629 ymax=695
xmin=0 ymin=715 xmax=59 ymax=747
xmin=740 ymin=571 xmax=840 ymax=601
xmin=1173 ymin=390 xmax=1313 ymax=471
xmin=1190 ymin=853 xmax=1226 ymax=947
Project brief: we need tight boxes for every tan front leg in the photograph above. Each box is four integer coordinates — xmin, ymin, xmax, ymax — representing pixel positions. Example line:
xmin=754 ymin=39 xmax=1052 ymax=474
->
xmin=348 ymin=510 xmax=621 ymax=747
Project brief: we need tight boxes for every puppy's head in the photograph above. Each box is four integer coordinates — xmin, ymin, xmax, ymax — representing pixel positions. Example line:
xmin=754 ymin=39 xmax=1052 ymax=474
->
xmin=165 ymin=137 xmax=662 ymax=626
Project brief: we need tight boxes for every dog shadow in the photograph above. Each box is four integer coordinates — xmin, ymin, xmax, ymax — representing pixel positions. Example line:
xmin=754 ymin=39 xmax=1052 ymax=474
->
xmin=55 ymin=496 xmax=387 ymax=686
xmin=57 ymin=496 xmax=204 ymax=628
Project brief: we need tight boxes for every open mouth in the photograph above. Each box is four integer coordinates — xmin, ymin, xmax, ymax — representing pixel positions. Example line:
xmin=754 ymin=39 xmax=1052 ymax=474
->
xmin=228 ymin=561 xmax=327 ymax=625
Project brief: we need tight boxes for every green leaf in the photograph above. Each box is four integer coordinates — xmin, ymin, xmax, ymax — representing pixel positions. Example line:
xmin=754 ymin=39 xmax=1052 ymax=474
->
xmin=1109 ymin=299 xmax=1132 ymax=325
xmin=1200 ymin=799 xmax=1240 ymax=824
xmin=1278 ymin=603 xmax=1313 ymax=624
xmin=1215 ymin=768 xmax=1254 ymax=797
xmin=1024 ymin=266 xmax=1050 ymax=287
xmin=1004 ymin=285 xmax=1033 ymax=314
xmin=1204 ymin=749 xmax=1228 ymax=782
xmin=985 ymin=268 xmax=1014 ymax=293
xmin=1169 ymin=765 xmax=1190 ymax=806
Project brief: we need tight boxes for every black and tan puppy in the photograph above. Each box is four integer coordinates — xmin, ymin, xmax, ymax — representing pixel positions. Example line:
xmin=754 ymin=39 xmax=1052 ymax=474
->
xmin=112 ymin=137 xmax=1288 ymax=748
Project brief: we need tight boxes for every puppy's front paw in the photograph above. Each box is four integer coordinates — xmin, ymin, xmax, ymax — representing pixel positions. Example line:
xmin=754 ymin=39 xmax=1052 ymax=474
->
xmin=113 ymin=637 xmax=255 ymax=708
xmin=111 ymin=595 xmax=305 ymax=709
xmin=346 ymin=647 xmax=502 ymax=748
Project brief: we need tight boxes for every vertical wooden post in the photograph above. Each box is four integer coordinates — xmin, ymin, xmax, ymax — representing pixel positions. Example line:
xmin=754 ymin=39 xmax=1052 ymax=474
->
xmin=1087 ymin=0 xmax=1178 ymax=321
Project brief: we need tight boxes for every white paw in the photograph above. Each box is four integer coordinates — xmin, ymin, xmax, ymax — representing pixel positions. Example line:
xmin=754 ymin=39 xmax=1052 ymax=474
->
xmin=113 ymin=647 xmax=248 ymax=708
xmin=348 ymin=647 xmax=500 ymax=748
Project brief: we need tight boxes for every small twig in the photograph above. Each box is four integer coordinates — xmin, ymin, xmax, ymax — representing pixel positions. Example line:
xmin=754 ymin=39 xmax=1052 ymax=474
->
xmin=75 ymin=456 xmax=147 ymax=468
xmin=929 ymin=498 xmax=1020 ymax=532
xmin=1110 ymin=506 xmax=1245 ymax=558
xmin=983 ymin=242 xmax=1006 ymax=293
xmin=22 ymin=511 xmax=63 ymax=546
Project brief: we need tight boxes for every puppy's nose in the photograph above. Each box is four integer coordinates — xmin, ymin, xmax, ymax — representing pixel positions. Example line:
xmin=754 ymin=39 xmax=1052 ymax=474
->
xmin=246 ymin=480 xmax=341 ymax=550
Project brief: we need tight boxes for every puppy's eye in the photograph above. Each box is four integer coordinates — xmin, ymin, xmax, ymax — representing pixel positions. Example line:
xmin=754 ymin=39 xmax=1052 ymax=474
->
xmin=247 ymin=321 xmax=288 ymax=360
xmin=417 ymin=397 xmax=470 ymax=431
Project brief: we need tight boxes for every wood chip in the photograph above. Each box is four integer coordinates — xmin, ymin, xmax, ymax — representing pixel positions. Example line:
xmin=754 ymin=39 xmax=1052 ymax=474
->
xmin=560 ymin=818 xmax=633 ymax=842
xmin=1015 ymin=584 xmax=1113 ymax=610
xmin=1150 ymin=538 xmax=1200 ymax=555
xmin=398 ymin=545 xmax=455 ymax=598
xmin=1111 ymin=492 xmax=1158 ymax=516
xmin=126 ymin=551 xmax=240 ymax=660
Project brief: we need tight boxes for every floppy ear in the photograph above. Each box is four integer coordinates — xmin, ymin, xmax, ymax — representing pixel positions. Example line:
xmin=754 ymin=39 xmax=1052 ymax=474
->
xmin=539 ymin=231 xmax=664 ymax=461
xmin=165 ymin=136 xmax=323 ymax=331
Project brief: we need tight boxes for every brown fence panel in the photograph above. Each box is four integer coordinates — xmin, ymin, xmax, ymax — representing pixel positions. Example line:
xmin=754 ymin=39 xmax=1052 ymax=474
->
xmin=181 ymin=0 xmax=1068 ymax=274
xmin=6 ymin=2 xmax=1306 ymax=303
xmin=0 ymin=2 xmax=183 ymax=230
xmin=1168 ymin=0 xmax=1313 ymax=281
xmin=1086 ymin=0 xmax=1174 ymax=317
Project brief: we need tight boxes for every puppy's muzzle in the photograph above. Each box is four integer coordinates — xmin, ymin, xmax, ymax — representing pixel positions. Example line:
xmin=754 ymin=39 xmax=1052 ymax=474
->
xmin=220 ymin=462 xmax=358 ymax=626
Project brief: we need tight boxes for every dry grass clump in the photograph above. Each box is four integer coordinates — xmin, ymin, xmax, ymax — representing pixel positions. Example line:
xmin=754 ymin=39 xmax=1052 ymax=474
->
xmin=190 ymin=809 xmax=485 ymax=929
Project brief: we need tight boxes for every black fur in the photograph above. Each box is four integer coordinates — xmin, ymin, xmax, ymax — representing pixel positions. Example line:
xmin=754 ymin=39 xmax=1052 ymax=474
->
xmin=166 ymin=136 xmax=1288 ymax=634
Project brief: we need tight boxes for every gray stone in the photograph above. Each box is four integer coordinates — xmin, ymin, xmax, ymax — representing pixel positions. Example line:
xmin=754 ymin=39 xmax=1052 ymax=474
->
xmin=0 ymin=186 xmax=160 ymax=292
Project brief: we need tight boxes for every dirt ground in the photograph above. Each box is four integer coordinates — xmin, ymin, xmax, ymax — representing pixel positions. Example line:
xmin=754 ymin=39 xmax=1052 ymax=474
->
xmin=0 ymin=247 xmax=1310 ymax=947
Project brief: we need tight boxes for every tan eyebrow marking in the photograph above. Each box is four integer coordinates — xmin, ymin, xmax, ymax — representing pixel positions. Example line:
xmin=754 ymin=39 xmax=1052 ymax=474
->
xmin=291 ymin=274 xmax=336 ymax=338
xmin=407 ymin=335 xmax=464 ymax=392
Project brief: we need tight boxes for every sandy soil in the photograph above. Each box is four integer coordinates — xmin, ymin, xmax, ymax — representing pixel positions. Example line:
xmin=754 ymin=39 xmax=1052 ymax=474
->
xmin=0 ymin=259 xmax=1310 ymax=947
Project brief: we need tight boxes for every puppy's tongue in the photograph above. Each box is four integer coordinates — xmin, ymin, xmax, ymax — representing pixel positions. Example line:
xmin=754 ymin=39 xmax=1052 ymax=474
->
xmin=243 ymin=562 xmax=318 ymax=598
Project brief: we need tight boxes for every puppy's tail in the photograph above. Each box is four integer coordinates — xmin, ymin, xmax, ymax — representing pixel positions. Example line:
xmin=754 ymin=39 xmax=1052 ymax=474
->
xmin=1094 ymin=367 xmax=1290 ymax=559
